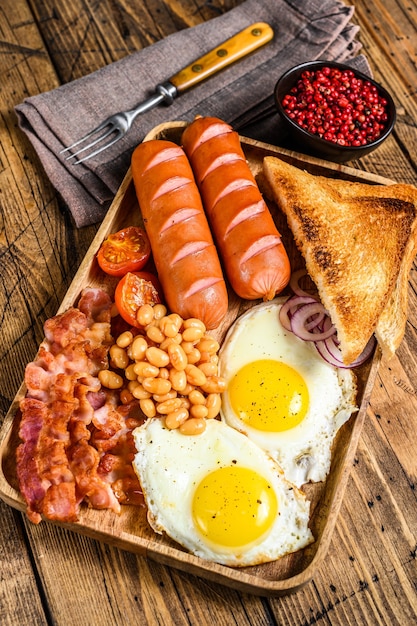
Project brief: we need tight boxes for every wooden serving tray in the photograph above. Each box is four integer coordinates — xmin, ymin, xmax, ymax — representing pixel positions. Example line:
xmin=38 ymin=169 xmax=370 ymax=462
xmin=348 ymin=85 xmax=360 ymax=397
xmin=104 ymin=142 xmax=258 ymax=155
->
xmin=0 ymin=121 xmax=386 ymax=596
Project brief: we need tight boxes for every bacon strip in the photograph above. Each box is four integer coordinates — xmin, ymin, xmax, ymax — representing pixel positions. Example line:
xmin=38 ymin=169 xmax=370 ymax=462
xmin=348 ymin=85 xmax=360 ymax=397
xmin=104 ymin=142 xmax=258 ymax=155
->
xmin=16 ymin=287 xmax=144 ymax=524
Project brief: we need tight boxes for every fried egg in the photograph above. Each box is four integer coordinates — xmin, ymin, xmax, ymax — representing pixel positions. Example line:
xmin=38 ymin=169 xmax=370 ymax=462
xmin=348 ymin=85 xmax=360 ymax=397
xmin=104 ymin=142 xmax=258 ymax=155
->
xmin=218 ymin=298 xmax=357 ymax=487
xmin=132 ymin=417 xmax=314 ymax=567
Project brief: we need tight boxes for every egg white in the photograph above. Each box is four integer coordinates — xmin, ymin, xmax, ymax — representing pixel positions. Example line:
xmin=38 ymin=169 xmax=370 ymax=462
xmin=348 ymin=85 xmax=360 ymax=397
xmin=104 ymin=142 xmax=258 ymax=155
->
xmin=218 ymin=298 xmax=358 ymax=487
xmin=132 ymin=417 xmax=314 ymax=567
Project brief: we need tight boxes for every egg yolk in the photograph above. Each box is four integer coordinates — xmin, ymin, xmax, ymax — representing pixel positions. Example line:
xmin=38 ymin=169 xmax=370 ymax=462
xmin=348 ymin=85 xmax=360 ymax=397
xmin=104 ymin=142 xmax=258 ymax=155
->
xmin=192 ymin=465 xmax=278 ymax=549
xmin=228 ymin=358 xmax=309 ymax=432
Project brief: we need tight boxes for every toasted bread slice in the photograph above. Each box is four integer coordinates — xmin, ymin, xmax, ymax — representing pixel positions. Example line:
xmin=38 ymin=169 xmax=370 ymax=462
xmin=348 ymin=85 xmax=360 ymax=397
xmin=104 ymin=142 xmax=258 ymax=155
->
xmin=262 ymin=156 xmax=417 ymax=364
xmin=326 ymin=176 xmax=417 ymax=360
xmin=375 ymin=233 xmax=416 ymax=359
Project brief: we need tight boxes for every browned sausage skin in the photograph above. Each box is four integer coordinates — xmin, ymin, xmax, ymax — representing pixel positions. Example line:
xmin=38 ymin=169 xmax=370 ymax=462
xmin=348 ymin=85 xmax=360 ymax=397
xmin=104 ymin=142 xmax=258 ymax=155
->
xmin=131 ymin=139 xmax=228 ymax=329
xmin=182 ymin=117 xmax=291 ymax=301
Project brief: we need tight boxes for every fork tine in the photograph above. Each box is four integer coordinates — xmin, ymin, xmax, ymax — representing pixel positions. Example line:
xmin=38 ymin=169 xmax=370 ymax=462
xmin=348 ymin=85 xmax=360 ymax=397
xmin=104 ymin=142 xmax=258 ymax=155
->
xmin=60 ymin=119 xmax=112 ymax=155
xmin=70 ymin=132 xmax=124 ymax=164
xmin=64 ymin=125 xmax=119 ymax=162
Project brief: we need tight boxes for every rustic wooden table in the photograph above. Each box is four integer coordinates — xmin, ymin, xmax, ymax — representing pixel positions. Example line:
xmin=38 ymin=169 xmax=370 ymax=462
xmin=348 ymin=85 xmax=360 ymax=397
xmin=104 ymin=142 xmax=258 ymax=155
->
xmin=1 ymin=1 xmax=417 ymax=624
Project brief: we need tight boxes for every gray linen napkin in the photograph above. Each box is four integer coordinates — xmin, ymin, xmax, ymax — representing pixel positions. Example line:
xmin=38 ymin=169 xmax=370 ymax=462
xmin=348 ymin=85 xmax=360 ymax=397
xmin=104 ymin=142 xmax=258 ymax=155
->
xmin=15 ymin=0 xmax=370 ymax=228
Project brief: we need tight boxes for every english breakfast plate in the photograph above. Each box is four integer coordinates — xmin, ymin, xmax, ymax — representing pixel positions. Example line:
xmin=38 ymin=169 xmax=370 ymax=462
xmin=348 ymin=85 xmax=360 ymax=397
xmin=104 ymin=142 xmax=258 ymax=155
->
xmin=0 ymin=121 xmax=385 ymax=596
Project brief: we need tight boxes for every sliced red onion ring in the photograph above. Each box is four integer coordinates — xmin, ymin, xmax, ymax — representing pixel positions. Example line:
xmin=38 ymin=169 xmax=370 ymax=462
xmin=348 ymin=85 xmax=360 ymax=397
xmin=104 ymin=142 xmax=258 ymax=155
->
xmin=314 ymin=314 xmax=340 ymax=341
xmin=290 ymin=302 xmax=336 ymax=341
xmin=314 ymin=338 xmax=345 ymax=367
xmin=315 ymin=334 xmax=376 ymax=368
xmin=279 ymin=295 xmax=320 ymax=332
xmin=304 ymin=310 xmax=326 ymax=331
xmin=279 ymin=269 xmax=375 ymax=368
xmin=289 ymin=268 xmax=319 ymax=299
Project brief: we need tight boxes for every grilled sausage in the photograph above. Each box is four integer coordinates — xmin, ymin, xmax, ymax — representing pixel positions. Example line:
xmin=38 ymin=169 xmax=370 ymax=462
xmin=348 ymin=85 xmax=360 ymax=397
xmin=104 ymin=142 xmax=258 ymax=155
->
xmin=182 ymin=117 xmax=291 ymax=300
xmin=131 ymin=139 xmax=228 ymax=329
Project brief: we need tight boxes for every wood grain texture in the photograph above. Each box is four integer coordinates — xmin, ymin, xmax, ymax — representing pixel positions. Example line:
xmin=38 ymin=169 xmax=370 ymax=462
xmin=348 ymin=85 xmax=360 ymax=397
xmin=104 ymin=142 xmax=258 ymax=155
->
xmin=1 ymin=0 xmax=416 ymax=624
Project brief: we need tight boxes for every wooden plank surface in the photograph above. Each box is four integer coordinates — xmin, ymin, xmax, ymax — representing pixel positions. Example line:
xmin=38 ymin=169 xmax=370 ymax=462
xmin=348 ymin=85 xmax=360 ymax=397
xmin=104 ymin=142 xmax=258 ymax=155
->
xmin=1 ymin=0 xmax=416 ymax=624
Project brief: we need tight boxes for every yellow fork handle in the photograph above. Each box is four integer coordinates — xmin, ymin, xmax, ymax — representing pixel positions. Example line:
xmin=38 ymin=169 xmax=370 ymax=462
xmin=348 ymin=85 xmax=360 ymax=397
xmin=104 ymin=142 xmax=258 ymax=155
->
xmin=169 ymin=22 xmax=274 ymax=93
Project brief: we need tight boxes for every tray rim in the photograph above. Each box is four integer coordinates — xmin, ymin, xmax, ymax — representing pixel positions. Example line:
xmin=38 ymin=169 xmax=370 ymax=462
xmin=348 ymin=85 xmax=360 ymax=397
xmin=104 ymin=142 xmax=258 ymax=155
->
xmin=0 ymin=120 xmax=387 ymax=596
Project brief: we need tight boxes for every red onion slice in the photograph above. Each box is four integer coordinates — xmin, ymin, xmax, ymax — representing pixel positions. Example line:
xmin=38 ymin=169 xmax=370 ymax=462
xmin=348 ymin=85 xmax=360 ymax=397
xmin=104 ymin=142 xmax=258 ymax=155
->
xmin=289 ymin=268 xmax=319 ymax=298
xmin=279 ymin=269 xmax=375 ymax=368
xmin=290 ymin=302 xmax=336 ymax=341
xmin=315 ymin=334 xmax=376 ymax=368
xmin=314 ymin=339 xmax=344 ymax=367
xmin=279 ymin=294 xmax=319 ymax=331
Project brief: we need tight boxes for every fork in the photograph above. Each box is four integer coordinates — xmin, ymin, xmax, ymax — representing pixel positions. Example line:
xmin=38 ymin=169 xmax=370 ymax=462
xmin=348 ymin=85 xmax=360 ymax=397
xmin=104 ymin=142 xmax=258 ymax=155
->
xmin=60 ymin=22 xmax=273 ymax=164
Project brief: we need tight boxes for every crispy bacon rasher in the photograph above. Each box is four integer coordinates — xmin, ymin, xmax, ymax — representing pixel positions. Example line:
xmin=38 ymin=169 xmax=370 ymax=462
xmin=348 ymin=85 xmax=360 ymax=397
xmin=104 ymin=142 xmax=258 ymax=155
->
xmin=16 ymin=287 xmax=145 ymax=524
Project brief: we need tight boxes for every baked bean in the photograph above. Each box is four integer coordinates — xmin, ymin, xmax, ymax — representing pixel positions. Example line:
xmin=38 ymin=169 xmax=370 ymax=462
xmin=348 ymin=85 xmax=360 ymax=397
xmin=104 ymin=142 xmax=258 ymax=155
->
xmin=127 ymin=380 xmax=139 ymax=393
xmin=168 ymin=312 xmax=183 ymax=328
xmin=110 ymin=303 xmax=119 ymax=318
xmin=98 ymin=369 xmax=124 ymax=390
xmin=130 ymin=336 xmax=148 ymax=361
xmin=156 ymin=397 xmax=183 ymax=414
xmin=165 ymin=408 xmax=189 ymax=430
xmin=130 ymin=382 xmax=152 ymax=400
xmin=158 ymin=367 xmax=170 ymax=380
xmin=159 ymin=337 xmax=175 ymax=351
xmin=206 ymin=393 xmax=222 ymax=418
xmin=167 ymin=342 xmax=187 ymax=371
xmin=153 ymin=303 xmax=167 ymax=320
xmin=179 ymin=417 xmax=206 ymax=436
xmin=200 ymin=376 xmax=226 ymax=394
xmin=185 ymin=364 xmax=207 ymax=387
xmin=190 ymin=404 xmax=209 ymax=419
xmin=197 ymin=351 xmax=212 ymax=364
xmin=188 ymin=389 xmax=206 ymax=405
xmin=134 ymin=361 xmax=159 ymax=378
xmin=109 ymin=344 xmax=130 ymax=370
xmin=120 ymin=388 xmax=134 ymax=405
xmin=152 ymin=389 xmax=177 ymax=403
xmin=167 ymin=321 xmax=180 ymax=338
xmin=146 ymin=346 xmax=170 ymax=368
xmin=180 ymin=341 xmax=194 ymax=354
xmin=197 ymin=361 xmax=218 ymax=377
xmin=181 ymin=383 xmax=195 ymax=396
xmin=142 ymin=377 xmax=171 ymax=396
xmin=143 ymin=319 xmax=157 ymax=331
xmin=199 ymin=353 xmax=219 ymax=365
xmin=183 ymin=318 xmax=206 ymax=333
xmin=140 ymin=398 xmax=156 ymax=419
xmin=124 ymin=363 xmax=138 ymax=381
xmin=182 ymin=326 xmax=204 ymax=343
xmin=137 ymin=303 xmax=155 ymax=326
xmin=197 ymin=337 xmax=219 ymax=354
xmin=160 ymin=314 xmax=182 ymax=338
xmin=169 ymin=369 xmax=187 ymax=392
xmin=146 ymin=324 xmax=165 ymax=344
xmin=116 ymin=330 xmax=133 ymax=348
xmin=185 ymin=347 xmax=201 ymax=364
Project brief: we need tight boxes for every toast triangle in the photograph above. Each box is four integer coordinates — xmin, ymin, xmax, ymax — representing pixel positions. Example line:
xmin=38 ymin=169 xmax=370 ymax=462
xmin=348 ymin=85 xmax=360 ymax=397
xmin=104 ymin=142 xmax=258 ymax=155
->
xmin=262 ymin=156 xmax=417 ymax=364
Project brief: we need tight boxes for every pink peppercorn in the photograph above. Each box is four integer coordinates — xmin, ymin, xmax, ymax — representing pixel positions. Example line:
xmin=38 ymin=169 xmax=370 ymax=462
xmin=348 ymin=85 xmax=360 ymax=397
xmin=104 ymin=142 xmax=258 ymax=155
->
xmin=281 ymin=67 xmax=389 ymax=146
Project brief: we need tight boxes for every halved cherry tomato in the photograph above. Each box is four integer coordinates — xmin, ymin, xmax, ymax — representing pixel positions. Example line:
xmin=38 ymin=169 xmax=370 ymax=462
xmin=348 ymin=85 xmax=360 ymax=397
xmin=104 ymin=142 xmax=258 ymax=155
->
xmin=97 ymin=226 xmax=151 ymax=277
xmin=115 ymin=271 xmax=162 ymax=328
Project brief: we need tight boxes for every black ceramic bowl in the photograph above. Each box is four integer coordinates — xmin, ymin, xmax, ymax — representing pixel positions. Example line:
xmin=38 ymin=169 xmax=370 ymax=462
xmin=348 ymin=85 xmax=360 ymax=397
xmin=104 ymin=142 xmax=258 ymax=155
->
xmin=274 ymin=61 xmax=396 ymax=163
